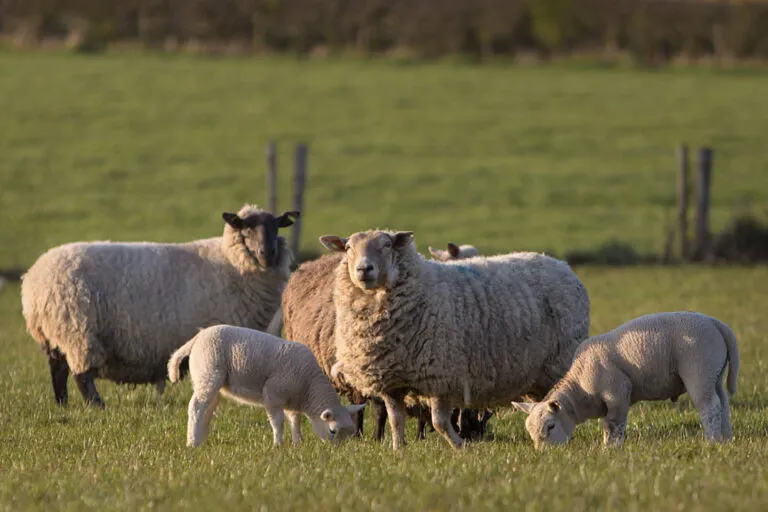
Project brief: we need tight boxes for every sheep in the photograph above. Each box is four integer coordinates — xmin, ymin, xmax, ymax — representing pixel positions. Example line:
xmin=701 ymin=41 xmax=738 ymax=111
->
xmin=321 ymin=229 xmax=590 ymax=450
xmin=428 ymin=242 xmax=478 ymax=262
xmin=21 ymin=204 xmax=298 ymax=408
xmin=269 ymin=241 xmax=491 ymax=442
xmin=512 ymin=311 xmax=739 ymax=448
xmin=167 ymin=324 xmax=365 ymax=447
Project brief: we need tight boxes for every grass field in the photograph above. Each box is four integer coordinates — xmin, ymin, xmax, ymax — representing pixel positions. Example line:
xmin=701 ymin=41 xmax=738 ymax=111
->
xmin=1 ymin=51 xmax=768 ymax=511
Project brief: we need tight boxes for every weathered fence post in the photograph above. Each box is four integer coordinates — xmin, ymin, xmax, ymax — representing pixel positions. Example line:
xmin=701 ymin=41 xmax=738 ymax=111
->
xmin=693 ymin=147 xmax=714 ymax=261
xmin=266 ymin=141 xmax=278 ymax=214
xmin=677 ymin=144 xmax=690 ymax=261
xmin=291 ymin=143 xmax=308 ymax=258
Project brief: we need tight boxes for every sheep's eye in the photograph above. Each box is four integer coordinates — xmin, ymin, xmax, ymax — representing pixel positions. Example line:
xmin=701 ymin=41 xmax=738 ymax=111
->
xmin=546 ymin=423 xmax=555 ymax=433
xmin=383 ymin=240 xmax=392 ymax=248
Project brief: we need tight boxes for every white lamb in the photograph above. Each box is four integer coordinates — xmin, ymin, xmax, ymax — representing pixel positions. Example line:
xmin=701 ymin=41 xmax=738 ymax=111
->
xmin=428 ymin=242 xmax=478 ymax=262
xmin=167 ymin=324 xmax=366 ymax=447
xmin=512 ymin=311 xmax=740 ymax=448
xmin=321 ymin=229 xmax=590 ymax=450
xmin=21 ymin=204 xmax=298 ymax=408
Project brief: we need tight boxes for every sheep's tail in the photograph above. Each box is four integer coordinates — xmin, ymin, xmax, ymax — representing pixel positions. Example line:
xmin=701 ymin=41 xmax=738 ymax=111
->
xmin=266 ymin=305 xmax=284 ymax=337
xmin=168 ymin=335 xmax=198 ymax=383
xmin=712 ymin=317 xmax=740 ymax=397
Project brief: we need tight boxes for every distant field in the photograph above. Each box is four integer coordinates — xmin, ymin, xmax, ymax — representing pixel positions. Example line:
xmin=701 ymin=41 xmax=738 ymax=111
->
xmin=1 ymin=52 xmax=768 ymax=269
xmin=2 ymin=266 xmax=767 ymax=511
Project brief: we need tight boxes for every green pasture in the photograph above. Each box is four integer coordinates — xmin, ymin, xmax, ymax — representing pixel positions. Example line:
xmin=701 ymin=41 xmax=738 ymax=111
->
xmin=1 ymin=52 xmax=767 ymax=511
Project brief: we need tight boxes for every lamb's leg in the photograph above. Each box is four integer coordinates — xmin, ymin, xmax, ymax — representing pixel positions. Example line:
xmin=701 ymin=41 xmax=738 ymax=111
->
xmin=47 ymin=348 xmax=69 ymax=406
xmin=601 ymin=403 xmax=629 ymax=447
xmin=352 ymin=400 xmax=365 ymax=437
xmin=374 ymin=398 xmax=388 ymax=442
xmin=430 ymin=397 xmax=464 ymax=450
xmin=286 ymin=411 xmax=303 ymax=445
xmin=715 ymin=382 xmax=733 ymax=441
xmin=266 ymin=408 xmax=286 ymax=446
xmin=74 ymin=369 xmax=104 ymax=408
xmin=187 ymin=395 xmax=218 ymax=447
xmin=416 ymin=407 xmax=428 ymax=440
xmin=382 ymin=394 xmax=407 ymax=450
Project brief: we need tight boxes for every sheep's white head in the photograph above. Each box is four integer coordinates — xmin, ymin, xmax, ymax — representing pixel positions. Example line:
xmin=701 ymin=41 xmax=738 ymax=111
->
xmin=310 ymin=404 xmax=367 ymax=443
xmin=511 ymin=400 xmax=574 ymax=449
xmin=222 ymin=206 xmax=299 ymax=268
xmin=428 ymin=242 xmax=479 ymax=262
xmin=319 ymin=230 xmax=414 ymax=291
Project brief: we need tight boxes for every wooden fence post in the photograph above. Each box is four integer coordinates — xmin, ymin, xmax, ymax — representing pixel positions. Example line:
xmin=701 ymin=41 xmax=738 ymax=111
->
xmin=693 ymin=147 xmax=713 ymax=261
xmin=291 ymin=143 xmax=308 ymax=258
xmin=266 ymin=141 xmax=278 ymax=214
xmin=677 ymin=144 xmax=690 ymax=261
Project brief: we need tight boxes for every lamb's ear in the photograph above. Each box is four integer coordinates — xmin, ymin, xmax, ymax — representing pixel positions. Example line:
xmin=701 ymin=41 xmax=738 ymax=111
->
xmin=511 ymin=401 xmax=535 ymax=414
xmin=320 ymin=235 xmax=347 ymax=253
xmin=330 ymin=360 xmax=344 ymax=379
xmin=321 ymin=409 xmax=334 ymax=422
xmin=347 ymin=404 xmax=366 ymax=415
xmin=277 ymin=211 xmax=300 ymax=228
xmin=222 ymin=212 xmax=243 ymax=230
xmin=392 ymin=231 xmax=414 ymax=249
xmin=428 ymin=246 xmax=442 ymax=258
xmin=548 ymin=400 xmax=561 ymax=413
xmin=447 ymin=242 xmax=460 ymax=258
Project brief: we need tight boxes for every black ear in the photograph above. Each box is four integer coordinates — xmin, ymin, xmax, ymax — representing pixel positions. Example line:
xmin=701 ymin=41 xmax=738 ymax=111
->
xmin=447 ymin=242 xmax=460 ymax=258
xmin=320 ymin=235 xmax=347 ymax=252
xmin=277 ymin=211 xmax=300 ymax=228
xmin=393 ymin=231 xmax=414 ymax=249
xmin=222 ymin=212 xmax=243 ymax=230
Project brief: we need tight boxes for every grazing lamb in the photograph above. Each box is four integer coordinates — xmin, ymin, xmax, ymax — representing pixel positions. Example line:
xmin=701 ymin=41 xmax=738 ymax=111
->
xmin=168 ymin=325 xmax=365 ymax=447
xmin=512 ymin=311 xmax=739 ymax=448
xmin=21 ymin=204 xmax=298 ymax=408
xmin=269 ymin=241 xmax=490 ymax=442
xmin=321 ymin=229 xmax=590 ymax=450
xmin=428 ymin=242 xmax=478 ymax=262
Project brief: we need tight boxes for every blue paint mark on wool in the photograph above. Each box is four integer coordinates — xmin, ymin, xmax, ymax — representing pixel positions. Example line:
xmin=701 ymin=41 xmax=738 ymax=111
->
xmin=455 ymin=265 xmax=482 ymax=278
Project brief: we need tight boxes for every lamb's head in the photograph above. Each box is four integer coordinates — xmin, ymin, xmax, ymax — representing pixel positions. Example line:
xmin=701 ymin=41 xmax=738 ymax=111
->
xmin=428 ymin=242 xmax=479 ymax=262
xmin=222 ymin=205 xmax=299 ymax=269
xmin=319 ymin=230 xmax=414 ymax=291
xmin=310 ymin=404 xmax=367 ymax=443
xmin=511 ymin=400 xmax=574 ymax=449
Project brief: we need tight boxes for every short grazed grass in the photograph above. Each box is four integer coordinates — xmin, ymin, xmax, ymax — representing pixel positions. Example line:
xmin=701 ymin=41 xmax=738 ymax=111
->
xmin=2 ymin=52 xmax=768 ymax=511
xmin=2 ymin=266 xmax=767 ymax=511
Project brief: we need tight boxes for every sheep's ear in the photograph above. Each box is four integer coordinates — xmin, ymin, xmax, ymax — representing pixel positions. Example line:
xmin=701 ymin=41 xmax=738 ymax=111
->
xmin=321 ymin=409 xmax=334 ymax=422
xmin=548 ymin=400 xmax=561 ymax=413
xmin=392 ymin=231 xmax=414 ymax=249
xmin=320 ymin=235 xmax=347 ymax=253
xmin=222 ymin=212 xmax=243 ymax=230
xmin=447 ymin=242 xmax=460 ymax=258
xmin=277 ymin=211 xmax=300 ymax=228
xmin=330 ymin=360 xmax=344 ymax=379
xmin=428 ymin=246 xmax=442 ymax=258
xmin=511 ymin=401 xmax=535 ymax=414
xmin=347 ymin=404 xmax=366 ymax=415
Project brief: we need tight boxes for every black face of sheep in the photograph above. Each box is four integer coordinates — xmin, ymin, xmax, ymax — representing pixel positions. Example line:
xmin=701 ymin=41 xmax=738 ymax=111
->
xmin=320 ymin=231 xmax=413 ymax=291
xmin=223 ymin=210 xmax=299 ymax=268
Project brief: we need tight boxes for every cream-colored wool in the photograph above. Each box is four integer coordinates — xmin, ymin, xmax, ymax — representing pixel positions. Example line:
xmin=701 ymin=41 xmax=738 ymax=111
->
xmin=512 ymin=311 xmax=739 ymax=448
xmin=268 ymin=241 xmax=484 ymax=441
xmin=321 ymin=230 xmax=590 ymax=450
xmin=167 ymin=324 xmax=365 ymax=447
xmin=428 ymin=243 xmax=478 ymax=262
xmin=21 ymin=204 xmax=295 ymax=405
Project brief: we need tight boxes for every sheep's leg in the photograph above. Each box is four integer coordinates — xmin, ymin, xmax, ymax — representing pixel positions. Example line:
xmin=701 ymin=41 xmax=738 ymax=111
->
xmin=601 ymin=404 xmax=629 ymax=447
xmin=286 ymin=411 xmax=303 ymax=445
xmin=715 ymin=382 xmax=732 ymax=441
xmin=416 ymin=406 xmax=429 ymax=440
xmin=47 ymin=348 xmax=69 ymax=406
xmin=266 ymin=408 xmax=286 ymax=446
xmin=187 ymin=395 xmax=218 ymax=447
xmin=374 ymin=398 xmax=388 ymax=442
xmin=74 ymin=369 xmax=104 ymax=408
xmin=155 ymin=379 xmax=166 ymax=396
xmin=382 ymin=394 xmax=407 ymax=450
xmin=352 ymin=400 xmax=365 ymax=437
xmin=695 ymin=392 xmax=724 ymax=442
xmin=430 ymin=397 xmax=463 ymax=450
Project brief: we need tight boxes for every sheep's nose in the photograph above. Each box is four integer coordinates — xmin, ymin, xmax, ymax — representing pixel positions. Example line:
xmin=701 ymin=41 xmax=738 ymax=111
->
xmin=356 ymin=263 xmax=374 ymax=273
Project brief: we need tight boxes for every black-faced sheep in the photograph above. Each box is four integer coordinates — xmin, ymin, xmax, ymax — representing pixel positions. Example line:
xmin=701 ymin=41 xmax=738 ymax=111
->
xmin=21 ymin=205 xmax=298 ymax=408
xmin=321 ymin=229 xmax=590 ymax=450
xmin=512 ymin=311 xmax=739 ymax=448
